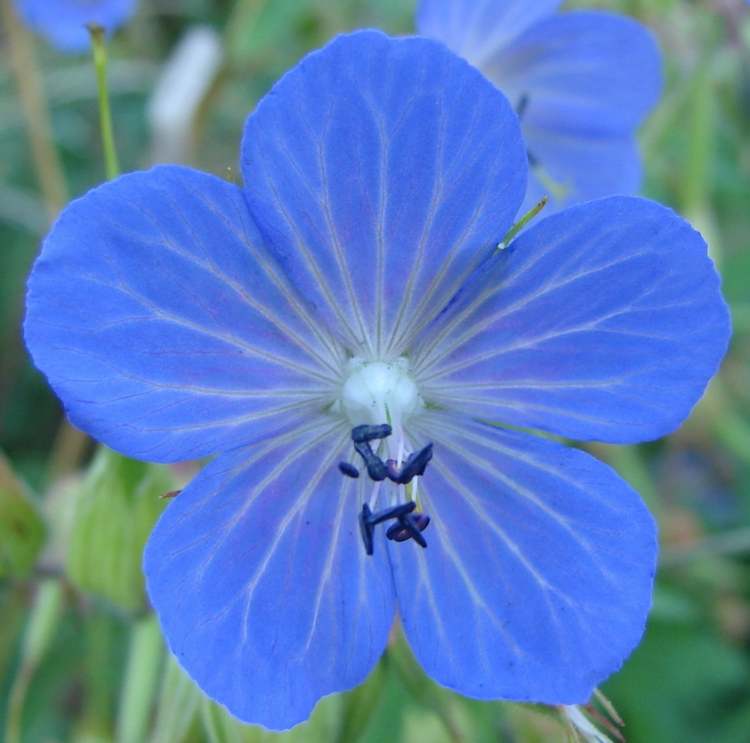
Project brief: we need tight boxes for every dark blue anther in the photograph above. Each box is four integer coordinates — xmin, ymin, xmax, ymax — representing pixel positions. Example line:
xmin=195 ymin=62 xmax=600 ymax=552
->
xmin=386 ymin=512 xmax=430 ymax=547
xmin=351 ymin=424 xmax=392 ymax=444
xmin=359 ymin=501 xmax=423 ymax=556
xmin=389 ymin=443 xmax=433 ymax=485
xmin=353 ymin=442 xmax=388 ymax=481
xmin=369 ymin=500 xmax=416 ymax=526
xmin=358 ymin=503 xmax=374 ymax=556
xmin=338 ymin=462 xmax=360 ymax=478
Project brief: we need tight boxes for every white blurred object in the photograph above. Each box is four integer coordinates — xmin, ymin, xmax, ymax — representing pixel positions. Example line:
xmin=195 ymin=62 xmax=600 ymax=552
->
xmin=148 ymin=26 xmax=223 ymax=164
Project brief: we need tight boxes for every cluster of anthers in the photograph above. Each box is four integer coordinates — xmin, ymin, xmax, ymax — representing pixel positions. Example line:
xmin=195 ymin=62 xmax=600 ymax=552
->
xmin=338 ymin=423 xmax=433 ymax=556
xmin=332 ymin=357 xmax=435 ymax=556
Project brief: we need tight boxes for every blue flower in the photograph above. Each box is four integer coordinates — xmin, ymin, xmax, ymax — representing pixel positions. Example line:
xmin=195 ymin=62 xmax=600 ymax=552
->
xmin=24 ymin=31 xmax=729 ymax=730
xmin=417 ymin=0 xmax=663 ymax=213
xmin=14 ymin=0 xmax=137 ymax=53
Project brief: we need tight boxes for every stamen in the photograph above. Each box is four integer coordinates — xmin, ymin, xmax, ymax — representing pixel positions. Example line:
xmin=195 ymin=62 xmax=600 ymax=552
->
xmin=386 ymin=512 xmax=430 ymax=547
xmin=346 ymin=424 xmax=434 ymax=554
xmin=385 ymin=458 xmax=401 ymax=481
xmin=369 ymin=501 xmax=416 ymax=526
xmin=358 ymin=503 xmax=375 ymax=556
xmin=353 ymin=441 xmax=389 ymax=481
xmin=338 ymin=462 xmax=360 ymax=478
xmin=390 ymin=443 xmax=433 ymax=484
xmin=358 ymin=501 xmax=429 ymax=555
xmin=351 ymin=423 xmax=392 ymax=444
xmin=350 ymin=424 xmax=392 ymax=481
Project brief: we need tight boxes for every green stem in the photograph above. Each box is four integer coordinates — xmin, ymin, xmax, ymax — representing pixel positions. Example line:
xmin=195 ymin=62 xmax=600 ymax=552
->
xmin=0 ymin=0 xmax=67 ymax=217
xmin=89 ymin=24 xmax=121 ymax=180
xmin=499 ymin=196 xmax=549 ymax=248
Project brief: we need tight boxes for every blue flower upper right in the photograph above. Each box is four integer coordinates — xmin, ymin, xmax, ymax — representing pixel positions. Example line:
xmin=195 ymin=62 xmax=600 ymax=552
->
xmin=417 ymin=0 xmax=663 ymax=213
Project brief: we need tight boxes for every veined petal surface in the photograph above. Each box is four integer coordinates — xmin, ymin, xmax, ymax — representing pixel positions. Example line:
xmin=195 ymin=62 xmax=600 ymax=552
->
xmin=394 ymin=412 xmax=656 ymax=703
xmin=14 ymin=0 xmax=137 ymax=52
xmin=416 ymin=0 xmax=562 ymax=67
xmin=25 ymin=166 xmax=340 ymax=462
xmin=144 ymin=417 xmax=396 ymax=730
xmin=241 ymin=30 xmax=527 ymax=358
xmin=414 ymin=197 xmax=731 ymax=444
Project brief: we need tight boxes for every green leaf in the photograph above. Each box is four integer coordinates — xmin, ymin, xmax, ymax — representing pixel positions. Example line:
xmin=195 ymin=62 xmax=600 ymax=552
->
xmin=151 ymin=656 xmax=203 ymax=743
xmin=66 ymin=447 xmax=174 ymax=613
xmin=116 ymin=615 xmax=164 ymax=743
xmin=605 ymin=617 xmax=750 ymax=743
xmin=334 ymin=661 xmax=387 ymax=743
xmin=0 ymin=451 xmax=45 ymax=579
xmin=200 ymin=686 xmax=341 ymax=743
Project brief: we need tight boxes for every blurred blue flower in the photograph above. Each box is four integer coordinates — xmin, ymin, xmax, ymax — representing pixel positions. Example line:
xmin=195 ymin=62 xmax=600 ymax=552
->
xmin=24 ymin=31 xmax=729 ymax=730
xmin=417 ymin=0 xmax=663 ymax=213
xmin=14 ymin=0 xmax=137 ymax=53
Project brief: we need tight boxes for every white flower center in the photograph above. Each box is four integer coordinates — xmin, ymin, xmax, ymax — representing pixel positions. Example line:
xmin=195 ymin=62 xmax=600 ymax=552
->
xmin=340 ymin=357 xmax=422 ymax=429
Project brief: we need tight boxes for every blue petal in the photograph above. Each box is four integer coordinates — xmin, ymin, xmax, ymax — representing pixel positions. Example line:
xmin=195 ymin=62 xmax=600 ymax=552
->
xmin=413 ymin=197 xmax=731 ymax=444
xmin=14 ymin=0 xmax=137 ymax=52
xmin=241 ymin=30 xmax=527 ymax=358
xmin=487 ymin=12 xmax=662 ymax=134
xmin=25 ymin=166 xmax=341 ymax=462
xmin=144 ymin=418 xmax=395 ymax=730
xmin=416 ymin=0 xmax=561 ymax=67
xmin=395 ymin=412 xmax=656 ymax=704
xmin=483 ymin=11 xmax=662 ymax=209
xmin=521 ymin=133 xmax=642 ymax=215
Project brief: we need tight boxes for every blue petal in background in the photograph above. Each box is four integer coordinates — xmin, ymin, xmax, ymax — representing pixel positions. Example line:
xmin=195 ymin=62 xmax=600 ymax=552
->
xmin=488 ymin=11 xmax=662 ymax=211
xmin=522 ymin=130 xmax=642 ymax=215
xmin=416 ymin=0 xmax=562 ymax=67
xmin=417 ymin=5 xmax=662 ymax=212
xmin=13 ymin=0 xmax=137 ymax=53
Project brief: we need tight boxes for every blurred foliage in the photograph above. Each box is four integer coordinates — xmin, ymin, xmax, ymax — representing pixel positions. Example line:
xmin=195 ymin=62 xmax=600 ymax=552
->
xmin=1 ymin=0 xmax=750 ymax=741
xmin=66 ymin=449 xmax=172 ymax=614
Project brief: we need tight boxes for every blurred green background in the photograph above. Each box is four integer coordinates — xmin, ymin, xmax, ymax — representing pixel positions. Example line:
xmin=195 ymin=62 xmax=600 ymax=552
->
xmin=1 ymin=0 xmax=749 ymax=741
